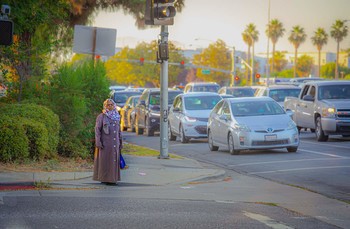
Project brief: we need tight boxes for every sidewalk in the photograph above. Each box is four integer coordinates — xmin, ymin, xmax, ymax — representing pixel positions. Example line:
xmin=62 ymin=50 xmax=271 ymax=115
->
xmin=0 ymin=155 xmax=225 ymax=187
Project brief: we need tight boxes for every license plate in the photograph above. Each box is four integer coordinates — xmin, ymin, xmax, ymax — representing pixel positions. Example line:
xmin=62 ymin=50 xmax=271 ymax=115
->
xmin=265 ymin=135 xmax=277 ymax=141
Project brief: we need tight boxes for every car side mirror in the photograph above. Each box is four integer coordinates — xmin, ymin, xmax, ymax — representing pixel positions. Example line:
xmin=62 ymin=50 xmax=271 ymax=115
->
xmin=173 ymin=107 xmax=180 ymax=112
xmin=219 ymin=114 xmax=228 ymax=120
xmin=303 ymin=95 xmax=314 ymax=102
xmin=286 ymin=110 xmax=294 ymax=117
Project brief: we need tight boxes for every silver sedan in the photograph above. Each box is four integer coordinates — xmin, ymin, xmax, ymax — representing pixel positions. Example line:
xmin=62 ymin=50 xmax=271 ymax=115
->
xmin=207 ymin=97 xmax=299 ymax=154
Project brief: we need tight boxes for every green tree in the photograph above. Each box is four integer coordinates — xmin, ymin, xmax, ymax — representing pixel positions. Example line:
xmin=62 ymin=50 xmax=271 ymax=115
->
xmin=242 ymin=23 xmax=259 ymax=85
xmin=330 ymin=20 xmax=348 ymax=79
xmin=266 ymin=19 xmax=285 ymax=73
xmin=269 ymin=51 xmax=287 ymax=72
xmin=104 ymin=41 xmax=186 ymax=87
xmin=288 ymin=25 xmax=307 ymax=78
xmin=297 ymin=55 xmax=314 ymax=78
xmin=192 ymin=39 xmax=231 ymax=85
xmin=311 ymin=28 xmax=328 ymax=78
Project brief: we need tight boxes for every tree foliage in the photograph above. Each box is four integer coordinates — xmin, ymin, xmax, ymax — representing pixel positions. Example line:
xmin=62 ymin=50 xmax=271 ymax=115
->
xmin=288 ymin=25 xmax=307 ymax=78
xmin=192 ymin=39 xmax=231 ymax=85
xmin=104 ymin=41 xmax=187 ymax=88
xmin=296 ymin=55 xmax=314 ymax=78
xmin=266 ymin=19 xmax=285 ymax=73
xmin=269 ymin=51 xmax=287 ymax=72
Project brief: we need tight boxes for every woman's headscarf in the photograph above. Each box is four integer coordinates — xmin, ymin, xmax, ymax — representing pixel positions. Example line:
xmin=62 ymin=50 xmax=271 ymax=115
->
xmin=102 ymin=99 xmax=121 ymax=121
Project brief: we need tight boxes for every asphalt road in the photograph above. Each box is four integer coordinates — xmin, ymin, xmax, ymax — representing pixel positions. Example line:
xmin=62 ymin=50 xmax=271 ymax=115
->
xmin=124 ymin=130 xmax=350 ymax=203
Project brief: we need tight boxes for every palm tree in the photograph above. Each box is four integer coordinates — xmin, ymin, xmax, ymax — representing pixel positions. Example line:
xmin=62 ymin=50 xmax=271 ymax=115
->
xmin=266 ymin=19 xmax=285 ymax=74
xmin=288 ymin=25 xmax=307 ymax=78
xmin=330 ymin=20 xmax=348 ymax=79
xmin=269 ymin=51 xmax=287 ymax=72
xmin=311 ymin=28 xmax=328 ymax=78
xmin=242 ymin=23 xmax=259 ymax=85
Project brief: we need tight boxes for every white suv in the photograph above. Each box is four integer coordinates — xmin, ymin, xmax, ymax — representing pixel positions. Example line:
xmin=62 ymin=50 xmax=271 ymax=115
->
xmin=183 ymin=82 xmax=220 ymax=93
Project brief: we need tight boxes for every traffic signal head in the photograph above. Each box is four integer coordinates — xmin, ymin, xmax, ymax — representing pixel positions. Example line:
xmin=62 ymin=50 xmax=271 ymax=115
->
xmin=145 ymin=0 xmax=176 ymax=25
xmin=140 ymin=57 xmax=144 ymax=65
xmin=0 ymin=19 xmax=14 ymax=46
xmin=235 ymin=76 xmax=240 ymax=81
xmin=256 ymin=74 xmax=261 ymax=79
xmin=180 ymin=61 xmax=184 ymax=69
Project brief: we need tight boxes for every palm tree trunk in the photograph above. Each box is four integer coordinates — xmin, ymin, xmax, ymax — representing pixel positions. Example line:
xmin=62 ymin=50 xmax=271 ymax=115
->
xmin=294 ymin=47 xmax=298 ymax=78
xmin=335 ymin=41 xmax=339 ymax=79
xmin=318 ymin=48 xmax=321 ymax=78
xmin=271 ymin=43 xmax=276 ymax=73
xmin=246 ymin=45 xmax=251 ymax=86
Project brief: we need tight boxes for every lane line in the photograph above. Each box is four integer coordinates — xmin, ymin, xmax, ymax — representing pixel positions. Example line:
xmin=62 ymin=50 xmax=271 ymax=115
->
xmin=298 ymin=149 xmax=346 ymax=158
xmin=302 ymin=140 xmax=350 ymax=150
xmin=230 ymin=157 xmax=349 ymax=167
xmin=249 ymin=165 xmax=350 ymax=175
xmin=243 ymin=211 xmax=294 ymax=229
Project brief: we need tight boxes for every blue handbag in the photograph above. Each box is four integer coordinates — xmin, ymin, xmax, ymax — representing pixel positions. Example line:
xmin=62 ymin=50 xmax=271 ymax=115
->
xmin=120 ymin=153 xmax=126 ymax=169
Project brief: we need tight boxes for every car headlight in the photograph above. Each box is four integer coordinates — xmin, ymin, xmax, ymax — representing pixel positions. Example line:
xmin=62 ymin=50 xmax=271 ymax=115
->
xmin=323 ymin=108 xmax=336 ymax=118
xmin=184 ymin=116 xmax=197 ymax=122
xmin=287 ymin=120 xmax=297 ymax=130
xmin=233 ymin=123 xmax=251 ymax=132
xmin=116 ymin=106 xmax=122 ymax=111
xmin=150 ymin=112 xmax=160 ymax=116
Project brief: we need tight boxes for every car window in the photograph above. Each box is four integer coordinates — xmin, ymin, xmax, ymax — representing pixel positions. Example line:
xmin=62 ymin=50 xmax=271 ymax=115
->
xmin=319 ymin=85 xmax=350 ymax=100
xmin=230 ymin=101 xmax=285 ymax=116
xmin=192 ymin=85 xmax=220 ymax=92
xmin=301 ymin=85 xmax=310 ymax=100
xmin=213 ymin=100 xmax=224 ymax=114
xmin=220 ymin=102 xmax=231 ymax=120
xmin=227 ymin=88 xmax=255 ymax=97
xmin=269 ymin=88 xmax=301 ymax=102
xmin=114 ymin=92 xmax=140 ymax=103
xmin=149 ymin=91 xmax=181 ymax=105
xmin=184 ymin=96 xmax=222 ymax=110
xmin=309 ymin=86 xmax=316 ymax=98
xmin=133 ymin=97 xmax=140 ymax=106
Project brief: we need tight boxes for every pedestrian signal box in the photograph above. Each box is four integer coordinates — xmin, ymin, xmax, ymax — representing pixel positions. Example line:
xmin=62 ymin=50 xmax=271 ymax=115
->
xmin=0 ymin=19 xmax=13 ymax=46
xmin=145 ymin=0 xmax=176 ymax=25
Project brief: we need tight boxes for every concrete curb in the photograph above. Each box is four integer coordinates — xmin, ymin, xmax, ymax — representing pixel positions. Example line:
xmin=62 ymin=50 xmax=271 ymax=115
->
xmin=0 ymin=172 xmax=93 ymax=183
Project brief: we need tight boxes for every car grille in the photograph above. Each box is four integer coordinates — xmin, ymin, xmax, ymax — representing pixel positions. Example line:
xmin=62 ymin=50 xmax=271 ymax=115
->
xmin=337 ymin=109 xmax=350 ymax=119
xmin=252 ymin=139 xmax=289 ymax=146
xmin=255 ymin=129 xmax=285 ymax=133
xmin=195 ymin=125 xmax=207 ymax=135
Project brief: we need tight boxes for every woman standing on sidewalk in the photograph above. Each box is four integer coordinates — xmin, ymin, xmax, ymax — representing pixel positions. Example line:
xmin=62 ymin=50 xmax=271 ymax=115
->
xmin=93 ymin=99 xmax=123 ymax=185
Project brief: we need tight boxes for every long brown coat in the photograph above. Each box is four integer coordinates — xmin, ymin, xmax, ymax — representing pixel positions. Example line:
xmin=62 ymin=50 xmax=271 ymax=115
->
xmin=93 ymin=113 xmax=123 ymax=183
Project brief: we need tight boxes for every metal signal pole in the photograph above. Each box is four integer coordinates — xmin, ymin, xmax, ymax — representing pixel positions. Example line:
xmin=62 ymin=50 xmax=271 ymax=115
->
xmin=158 ymin=25 xmax=169 ymax=159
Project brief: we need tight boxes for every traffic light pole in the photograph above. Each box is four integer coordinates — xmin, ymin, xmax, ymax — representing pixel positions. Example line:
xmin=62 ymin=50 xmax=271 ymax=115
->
xmin=231 ymin=46 xmax=236 ymax=86
xmin=158 ymin=25 xmax=169 ymax=159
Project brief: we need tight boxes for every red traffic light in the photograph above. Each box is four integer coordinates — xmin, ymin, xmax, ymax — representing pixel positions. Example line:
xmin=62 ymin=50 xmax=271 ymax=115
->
xmin=96 ymin=55 xmax=100 ymax=59
xmin=140 ymin=58 xmax=144 ymax=62
xmin=180 ymin=61 xmax=184 ymax=65
xmin=235 ymin=76 xmax=239 ymax=81
xmin=256 ymin=74 xmax=261 ymax=78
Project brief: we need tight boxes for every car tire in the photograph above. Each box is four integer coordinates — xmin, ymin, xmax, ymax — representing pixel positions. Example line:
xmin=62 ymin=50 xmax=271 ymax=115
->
xmin=145 ymin=118 xmax=154 ymax=136
xmin=136 ymin=117 xmax=144 ymax=135
xmin=168 ymin=123 xmax=176 ymax=141
xmin=121 ymin=120 xmax=127 ymax=131
xmin=208 ymin=129 xmax=218 ymax=151
xmin=130 ymin=115 xmax=136 ymax=132
xmin=342 ymin=134 xmax=350 ymax=138
xmin=180 ymin=124 xmax=189 ymax=143
xmin=287 ymin=146 xmax=298 ymax=152
xmin=228 ymin=132 xmax=239 ymax=155
xmin=315 ymin=117 xmax=328 ymax=142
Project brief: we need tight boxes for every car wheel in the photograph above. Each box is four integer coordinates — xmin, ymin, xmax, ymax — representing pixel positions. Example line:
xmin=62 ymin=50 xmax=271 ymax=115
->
xmin=228 ymin=132 xmax=239 ymax=155
xmin=135 ymin=117 xmax=144 ymax=135
xmin=310 ymin=128 xmax=315 ymax=133
xmin=315 ymin=117 xmax=328 ymax=142
xmin=180 ymin=124 xmax=189 ymax=143
xmin=342 ymin=134 xmax=350 ymax=138
xmin=145 ymin=118 xmax=154 ymax=136
xmin=208 ymin=129 xmax=218 ymax=151
xmin=168 ymin=123 xmax=176 ymax=141
xmin=287 ymin=146 xmax=298 ymax=152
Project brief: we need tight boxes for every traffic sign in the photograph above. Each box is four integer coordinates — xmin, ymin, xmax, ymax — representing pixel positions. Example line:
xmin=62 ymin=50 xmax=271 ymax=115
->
xmin=201 ymin=70 xmax=211 ymax=74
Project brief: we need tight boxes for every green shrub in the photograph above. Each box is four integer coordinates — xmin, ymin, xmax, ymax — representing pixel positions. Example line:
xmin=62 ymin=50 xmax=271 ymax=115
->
xmin=0 ymin=114 xmax=29 ymax=162
xmin=0 ymin=103 xmax=59 ymax=157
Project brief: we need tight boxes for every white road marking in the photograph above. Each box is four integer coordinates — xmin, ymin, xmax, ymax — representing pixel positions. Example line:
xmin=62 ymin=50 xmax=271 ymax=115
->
xmin=298 ymin=149 xmax=346 ymax=158
xmin=243 ymin=211 xmax=294 ymax=229
xmin=230 ymin=157 xmax=349 ymax=167
xmin=249 ymin=165 xmax=350 ymax=175
xmin=302 ymin=140 xmax=350 ymax=150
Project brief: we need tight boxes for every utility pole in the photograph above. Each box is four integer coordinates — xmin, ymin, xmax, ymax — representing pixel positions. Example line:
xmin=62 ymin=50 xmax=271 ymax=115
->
xmin=231 ymin=47 xmax=236 ymax=86
xmin=158 ymin=25 xmax=169 ymax=159
xmin=266 ymin=0 xmax=271 ymax=86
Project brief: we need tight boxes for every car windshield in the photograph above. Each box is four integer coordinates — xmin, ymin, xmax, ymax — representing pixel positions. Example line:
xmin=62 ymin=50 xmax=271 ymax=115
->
xmin=192 ymin=85 xmax=220 ymax=92
xmin=227 ymin=88 xmax=255 ymax=97
xmin=149 ymin=92 xmax=181 ymax=105
xmin=318 ymin=85 xmax=350 ymax=100
xmin=269 ymin=88 xmax=301 ymax=102
xmin=231 ymin=101 xmax=285 ymax=116
xmin=184 ymin=96 xmax=222 ymax=110
xmin=114 ymin=92 xmax=141 ymax=103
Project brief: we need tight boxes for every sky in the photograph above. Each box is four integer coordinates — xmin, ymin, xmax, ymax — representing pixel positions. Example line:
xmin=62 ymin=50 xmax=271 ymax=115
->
xmin=92 ymin=0 xmax=350 ymax=54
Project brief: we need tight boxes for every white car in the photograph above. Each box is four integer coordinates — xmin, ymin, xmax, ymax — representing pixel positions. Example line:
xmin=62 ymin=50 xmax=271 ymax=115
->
xmin=168 ymin=92 xmax=222 ymax=143
xmin=207 ymin=97 xmax=299 ymax=154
